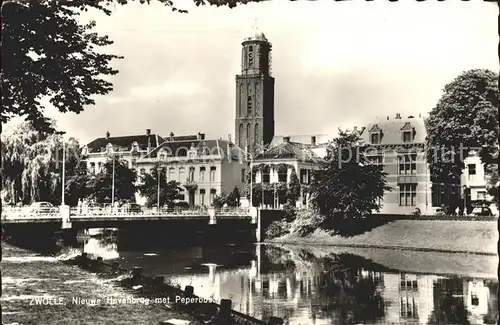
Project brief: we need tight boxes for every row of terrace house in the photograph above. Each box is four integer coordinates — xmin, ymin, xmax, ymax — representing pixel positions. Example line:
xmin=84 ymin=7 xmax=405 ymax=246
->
xmin=82 ymin=130 xmax=248 ymax=207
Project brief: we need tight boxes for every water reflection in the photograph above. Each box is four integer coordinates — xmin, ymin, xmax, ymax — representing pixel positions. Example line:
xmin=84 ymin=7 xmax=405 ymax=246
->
xmin=80 ymin=235 xmax=498 ymax=325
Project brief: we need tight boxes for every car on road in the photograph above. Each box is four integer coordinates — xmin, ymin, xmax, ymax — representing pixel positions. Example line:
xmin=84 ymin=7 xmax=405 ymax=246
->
xmin=471 ymin=207 xmax=493 ymax=217
xmin=120 ymin=203 xmax=143 ymax=214
xmin=29 ymin=202 xmax=55 ymax=214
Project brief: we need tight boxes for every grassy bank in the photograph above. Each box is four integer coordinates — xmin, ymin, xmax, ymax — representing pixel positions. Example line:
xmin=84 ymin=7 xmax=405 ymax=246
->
xmin=1 ymin=243 xmax=202 ymax=325
xmin=268 ymin=220 xmax=498 ymax=255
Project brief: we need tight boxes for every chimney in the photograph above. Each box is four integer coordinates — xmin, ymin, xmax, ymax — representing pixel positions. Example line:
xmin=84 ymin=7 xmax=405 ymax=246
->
xmin=408 ymin=115 xmax=414 ymax=119
xmin=310 ymin=136 xmax=316 ymax=146
xmin=386 ymin=116 xmax=389 ymax=120
xmin=395 ymin=113 xmax=401 ymax=119
xmin=283 ymin=136 xmax=290 ymax=143
xmin=419 ymin=113 xmax=422 ymax=118
xmin=146 ymin=129 xmax=152 ymax=154
xmin=228 ymin=134 xmax=232 ymax=143
xmin=169 ymin=132 xmax=174 ymax=141
xmin=105 ymin=131 xmax=110 ymax=139
xmin=197 ymin=132 xmax=205 ymax=140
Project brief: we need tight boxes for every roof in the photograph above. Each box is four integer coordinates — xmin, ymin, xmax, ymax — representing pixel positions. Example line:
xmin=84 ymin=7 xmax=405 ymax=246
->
xmin=270 ymin=134 xmax=333 ymax=147
xmin=255 ymin=141 xmax=322 ymax=163
xmin=86 ymin=134 xmax=164 ymax=153
xmin=143 ymin=138 xmax=246 ymax=161
xmin=359 ymin=116 xmax=428 ymax=145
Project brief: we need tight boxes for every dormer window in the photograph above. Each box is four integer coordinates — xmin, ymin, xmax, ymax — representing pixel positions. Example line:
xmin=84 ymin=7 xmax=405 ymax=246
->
xmin=400 ymin=122 xmax=415 ymax=143
xmin=158 ymin=149 xmax=166 ymax=160
xmin=368 ymin=124 xmax=382 ymax=145
xmin=106 ymin=143 xmax=113 ymax=154
xmin=131 ymin=142 xmax=140 ymax=153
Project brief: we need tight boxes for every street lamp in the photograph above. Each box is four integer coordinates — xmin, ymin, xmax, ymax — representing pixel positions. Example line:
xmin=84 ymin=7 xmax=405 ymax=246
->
xmin=463 ymin=185 xmax=468 ymax=216
xmin=157 ymin=166 xmax=161 ymax=210
xmin=55 ymin=131 xmax=66 ymax=206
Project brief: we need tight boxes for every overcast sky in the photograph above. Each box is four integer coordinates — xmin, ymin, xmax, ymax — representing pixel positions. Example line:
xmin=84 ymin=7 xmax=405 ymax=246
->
xmin=41 ymin=0 xmax=497 ymax=144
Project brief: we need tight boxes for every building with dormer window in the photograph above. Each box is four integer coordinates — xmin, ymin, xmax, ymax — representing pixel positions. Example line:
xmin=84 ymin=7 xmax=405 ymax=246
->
xmin=82 ymin=129 xmax=164 ymax=175
xmin=359 ymin=114 xmax=434 ymax=215
xmin=134 ymin=133 xmax=247 ymax=207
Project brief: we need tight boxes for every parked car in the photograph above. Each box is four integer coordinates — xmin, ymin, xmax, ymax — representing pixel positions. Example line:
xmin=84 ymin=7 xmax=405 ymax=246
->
xmin=471 ymin=207 xmax=493 ymax=217
xmin=29 ymin=202 xmax=55 ymax=214
xmin=433 ymin=207 xmax=445 ymax=216
xmin=174 ymin=201 xmax=190 ymax=209
xmin=121 ymin=203 xmax=143 ymax=213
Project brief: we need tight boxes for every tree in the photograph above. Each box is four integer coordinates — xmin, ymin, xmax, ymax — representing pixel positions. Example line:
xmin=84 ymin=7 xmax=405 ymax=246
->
xmin=426 ymin=69 xmax=499 ymax=211
xmin=212 ymin=187 xmax=241 ymax=208
xmin=1 ymin=119 xmax=83 ymax=205
xmin=286 ymin=168 xmax=301 ymax=203
xmin=85 ymin=155 xmax=136 ymax=203
xmin=310 ymin=130 xmax=390 ymax=236
xmin=137 ymin=164 xmax=182 ymax=208
xmin=1 ymin=0 xmax=251 ymax=132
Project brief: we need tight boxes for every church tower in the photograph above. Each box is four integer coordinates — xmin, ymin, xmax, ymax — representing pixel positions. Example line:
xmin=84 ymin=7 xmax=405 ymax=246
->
xmin=235 ymin=31 xmax=275 ymax=156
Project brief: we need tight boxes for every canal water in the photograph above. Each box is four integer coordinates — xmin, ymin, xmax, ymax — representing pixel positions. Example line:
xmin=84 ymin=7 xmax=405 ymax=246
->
xmin=74 ymin=231 xmax=498 ymax=325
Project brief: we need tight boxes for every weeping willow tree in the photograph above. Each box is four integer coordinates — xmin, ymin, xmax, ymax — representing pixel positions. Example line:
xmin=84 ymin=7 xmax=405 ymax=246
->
xmin=1 ymin=119 xmax=82 ymax=205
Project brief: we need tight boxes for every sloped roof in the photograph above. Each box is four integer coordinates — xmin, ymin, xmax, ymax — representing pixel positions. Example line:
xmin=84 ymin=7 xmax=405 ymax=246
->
xmin=359 ymin=116 xmax=428 ymax=145
xmin=255 ymin=141 xmax=322 ymax=163
xmin=270 ymin=134 xmax=333 ymax=147
xmin=143 ymin=138 xmax=246 ymax=161
xmin=86 ymin=134 xmax=163 ymax=153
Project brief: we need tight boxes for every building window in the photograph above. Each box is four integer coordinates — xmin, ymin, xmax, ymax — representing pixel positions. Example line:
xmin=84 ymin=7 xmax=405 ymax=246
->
xmin=370 ymin=133 xmax=380 ymax=144
xmin=179 ymin=167 xmax=185 ymax=181
xmin=200 ymin=167 xmax=206 ymax=182
xmin=367 ymin=155 xmax=383 ymax=165
xmin=300 ymin=169 xmax=310 ymax=184
xmin=403 ymin=131 xmax=412 ymax=143
xmin=241 ymin=168 xmax=246 ymax=182
xmin=262 ymin=166 xmax=270 ymax=184
xmin=471 ymin=293 xmax=479 ymax=306
xmin=246 ymin=123 xmax=251 ymax=145
xmin=188 ymin=167 xmax=195 ymax=181
xmin=239 ymin=124 xmax=244 ymax=148
xmin=254 ymin=123 xmax=259 ymax=145
xmin=477 ymin=191 xmax=486 ymax=200
xmin=247 ymin=96 xmax=252 ymax=116
xmin=399 ymin=184 xmax=417 ymax=206
xmin=140 ymin=168 xmax=146 ymax=175
xmin=277 ymin=166 xmax=287 ymax=183
xmin=90 ymin=162 xmax=95 ymax=174
xmin=158 ymin=150 xmax=166 ymax=160
xmin=210 ymin=166 xmax=216 ymax=182
xmin=168 ymin=168 xmax=175 ymax=181
xmin=468 ymin=164 xmax=476 ymax=180
xmin=398 ymin=154 xmax=417 ymax=175
xmin=200 ymin=189 xmax=206 ymax=206
xmin=210 ymin=189 xmax=216 ymax=201
xmin=97 ymin=162 xmax=102 ymax=173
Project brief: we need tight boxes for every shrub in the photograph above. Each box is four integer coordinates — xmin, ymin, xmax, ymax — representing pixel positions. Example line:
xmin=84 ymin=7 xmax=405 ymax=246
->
xmin=265 ymin=219 xmax=291 ymax=239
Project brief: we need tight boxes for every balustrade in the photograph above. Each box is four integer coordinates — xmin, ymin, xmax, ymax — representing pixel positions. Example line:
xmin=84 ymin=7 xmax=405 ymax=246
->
xmin=2 ymin=205 xmax=252 ymax=220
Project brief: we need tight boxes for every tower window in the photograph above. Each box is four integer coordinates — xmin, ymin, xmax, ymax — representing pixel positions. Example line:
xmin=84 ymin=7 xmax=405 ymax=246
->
xmin=249 ymin=45 xmax=253 ymax=52
xmin=247 ymin=96 xmax=252 ymax=116
xmin=246 ymin=123 xmax=251 ymax=145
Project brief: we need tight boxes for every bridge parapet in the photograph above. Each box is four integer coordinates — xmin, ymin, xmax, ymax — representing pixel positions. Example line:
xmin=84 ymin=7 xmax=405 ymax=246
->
xmin=2 ymin=206 xmax=254 ymax=224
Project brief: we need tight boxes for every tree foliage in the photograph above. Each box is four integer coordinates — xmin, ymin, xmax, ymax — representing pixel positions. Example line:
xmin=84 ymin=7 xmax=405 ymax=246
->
xmin=136 ymin=164 xmax=182 ymax=208
xmin=84 ymin=155 xmax=137 ymax=203
xmin=1 ymin=119 xmax=82 ymax=205
xmin=426 ymin=70 xmax=498 ymax=179
xmin=310 ymin=130 xmax=390 ymax=236
xmin=212 ymin=186 xmax=241 ymax=208
xmin=1 ymin=0 xmax=255 ymax=132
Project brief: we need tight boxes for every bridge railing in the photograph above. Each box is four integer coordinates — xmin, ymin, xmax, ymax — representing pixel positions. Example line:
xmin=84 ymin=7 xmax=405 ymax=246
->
xmin=2 ymin=206 xmax=61 ymax=219
xmin=215 ymin=207 xmax=251 ymax=216
xmin=69 ymin=206 xmax=211 ymax=217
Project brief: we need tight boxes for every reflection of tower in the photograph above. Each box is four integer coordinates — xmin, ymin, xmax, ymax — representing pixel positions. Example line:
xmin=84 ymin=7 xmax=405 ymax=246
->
xmin=255 ymin=244 xmax=262 ymax=293
xmin=235 ymin=29 xmax=275 ymax=155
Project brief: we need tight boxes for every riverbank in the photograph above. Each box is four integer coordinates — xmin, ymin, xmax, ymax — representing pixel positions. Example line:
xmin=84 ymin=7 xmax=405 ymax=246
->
xmin=1 ymin=243 xmax=201 ymax=325
xmin=268 ymin=219 xmax=498 ymax=255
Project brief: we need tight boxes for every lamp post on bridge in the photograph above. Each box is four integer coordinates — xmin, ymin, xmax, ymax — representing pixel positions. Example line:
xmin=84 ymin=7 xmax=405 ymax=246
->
xmin=55 ymin=131 xmax=66 ymax=206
